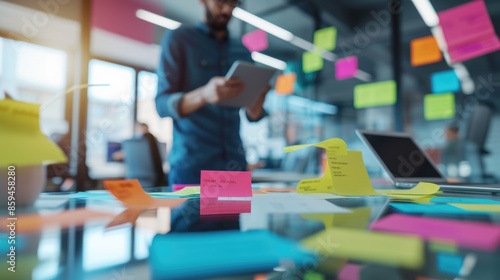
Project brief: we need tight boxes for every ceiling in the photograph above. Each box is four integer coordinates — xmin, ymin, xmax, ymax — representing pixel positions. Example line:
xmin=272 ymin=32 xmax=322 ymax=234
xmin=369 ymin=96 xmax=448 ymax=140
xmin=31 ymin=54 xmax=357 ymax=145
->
xmin=149 ymin=0 xmax=500 ymax=109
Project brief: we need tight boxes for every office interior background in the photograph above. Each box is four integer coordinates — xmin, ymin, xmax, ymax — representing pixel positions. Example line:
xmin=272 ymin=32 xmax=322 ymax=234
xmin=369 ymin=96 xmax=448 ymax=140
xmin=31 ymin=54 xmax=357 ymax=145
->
xmin=0 ymin=0 xmax=499 ymax=190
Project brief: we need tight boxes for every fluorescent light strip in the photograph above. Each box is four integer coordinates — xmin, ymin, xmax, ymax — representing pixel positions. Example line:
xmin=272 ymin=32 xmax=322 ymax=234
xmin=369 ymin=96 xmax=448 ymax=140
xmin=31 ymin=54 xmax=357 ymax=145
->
xmin=136 ymin=9 xmax=182 ymax=30
xmin=411 ymin=0 xmax=439 ymax=27
xmin=233 ymin=8 xmax=293 ymax=41
xmin=251 ymin=52 xmax=286 ymax=70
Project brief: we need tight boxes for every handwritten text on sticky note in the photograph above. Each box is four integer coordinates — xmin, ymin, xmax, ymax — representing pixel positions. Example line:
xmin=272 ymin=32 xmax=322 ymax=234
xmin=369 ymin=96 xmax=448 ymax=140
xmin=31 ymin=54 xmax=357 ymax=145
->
xmin=200 ymin=171 xmax=252 ymax=199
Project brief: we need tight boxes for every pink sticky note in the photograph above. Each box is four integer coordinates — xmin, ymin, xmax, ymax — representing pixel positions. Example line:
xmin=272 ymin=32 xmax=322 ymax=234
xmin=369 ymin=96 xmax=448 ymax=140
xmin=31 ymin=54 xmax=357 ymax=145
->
xmin=335 ymin=56 xmax=358 ymax=80
xmin=438 ymin=0 xmax=500 ymax=63
xmin=242 ymin=29 xmax=268 ymax=52
xmin=371 ymin=214 xmax=500 ymax=251
xmin=173 ymin=184 xmax=198 ymax=191
xmin=200 ymin=170 xmax=252 ymax=199
xmin=338 ymin=264 xmax=361 ymax=280
xmin=200 ymin=198 xmax=251 ymax=216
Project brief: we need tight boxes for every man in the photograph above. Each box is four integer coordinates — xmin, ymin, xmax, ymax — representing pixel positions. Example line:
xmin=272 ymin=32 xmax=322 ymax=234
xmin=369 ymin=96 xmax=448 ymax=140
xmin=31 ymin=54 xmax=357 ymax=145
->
xmin=156 ymin=0 xmax=268 ymax=184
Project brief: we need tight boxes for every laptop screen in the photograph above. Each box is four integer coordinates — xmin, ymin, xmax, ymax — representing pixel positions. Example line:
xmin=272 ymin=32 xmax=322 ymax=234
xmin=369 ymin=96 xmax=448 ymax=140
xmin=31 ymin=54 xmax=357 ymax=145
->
xmin=361 ymin=133 xmax=443 ymax=179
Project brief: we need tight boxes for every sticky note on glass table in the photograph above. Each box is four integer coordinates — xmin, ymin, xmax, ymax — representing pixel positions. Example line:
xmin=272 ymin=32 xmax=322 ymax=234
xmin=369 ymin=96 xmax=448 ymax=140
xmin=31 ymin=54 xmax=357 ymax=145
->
xmin=0 ymin=99 xmax=67 ymax=166
xmin=354 ymin=80 xmax=396 ymax=109
xmin=303 ymin=51 xmax=323 ymax=73
xmin=104 ymin=179 xmax=187 ymax=208
xmin=242 ymin=29 xmax=268 ymax=52
xmin=274 ymin=73 xmax=296 ymax=95
xmin=200 ymin=170 xmax=252 ymax=199
xmin=424 ymin=93 xmax=455 ymax=120
xmin=410 ymin=35 xmax=442 ymax=66
xmin=314 ymin=26 xmax=337 ymax=51
xmin=335 ymin=56 xmax=358 ymax=80
xmin=431 ymin=70 xmax=460 ymax=93
xmin=438 ymin=0 xmax=500 ymax=63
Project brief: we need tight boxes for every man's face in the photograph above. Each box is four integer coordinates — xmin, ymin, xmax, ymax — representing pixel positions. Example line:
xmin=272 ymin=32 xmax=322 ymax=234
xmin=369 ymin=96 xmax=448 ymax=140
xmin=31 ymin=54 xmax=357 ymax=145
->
xmin=203 ymin=0 xmax=239 ymax=31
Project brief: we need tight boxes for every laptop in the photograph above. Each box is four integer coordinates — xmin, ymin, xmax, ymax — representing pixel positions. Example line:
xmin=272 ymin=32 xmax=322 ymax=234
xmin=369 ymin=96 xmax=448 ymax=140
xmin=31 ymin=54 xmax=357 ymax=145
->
xmin=356 ymin=130 xmax=500 ymax=194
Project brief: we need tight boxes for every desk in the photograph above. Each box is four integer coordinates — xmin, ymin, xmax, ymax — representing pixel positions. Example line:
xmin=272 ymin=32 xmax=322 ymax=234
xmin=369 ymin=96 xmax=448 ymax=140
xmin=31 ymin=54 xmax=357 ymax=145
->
xmin=252 ymin=169 xmax=317 ymax=183
xmin=1 ymin=186 xmax=500 ymax=280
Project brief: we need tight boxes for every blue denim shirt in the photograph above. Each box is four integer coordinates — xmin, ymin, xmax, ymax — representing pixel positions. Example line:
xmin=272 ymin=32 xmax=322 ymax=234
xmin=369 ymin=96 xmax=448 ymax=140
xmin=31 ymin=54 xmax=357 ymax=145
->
xmin=156 ymin=22 xmax=263 ymax=184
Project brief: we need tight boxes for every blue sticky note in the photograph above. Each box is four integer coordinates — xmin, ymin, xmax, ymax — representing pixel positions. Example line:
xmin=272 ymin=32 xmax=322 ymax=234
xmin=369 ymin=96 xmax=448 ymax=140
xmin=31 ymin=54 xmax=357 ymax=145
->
xmin=150 ymin=230 xmax=317 ymax=279
xmin=431 ymin=70 xmax=460 ymax=93
xmin=431 ymin=197 xmax=500 ymax=205
xmin=437 ymin=253 xmax=464 ymax=275
xmin=390 ymin=203 xmax=478 ymax=215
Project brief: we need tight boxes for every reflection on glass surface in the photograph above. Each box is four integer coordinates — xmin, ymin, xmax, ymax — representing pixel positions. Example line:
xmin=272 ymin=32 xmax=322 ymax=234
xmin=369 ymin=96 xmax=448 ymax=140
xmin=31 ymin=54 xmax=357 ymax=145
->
xmin=0 ymin=38 xmax=3 ymax=78
xmin=83 ymin=224 xmax=131 ymax=271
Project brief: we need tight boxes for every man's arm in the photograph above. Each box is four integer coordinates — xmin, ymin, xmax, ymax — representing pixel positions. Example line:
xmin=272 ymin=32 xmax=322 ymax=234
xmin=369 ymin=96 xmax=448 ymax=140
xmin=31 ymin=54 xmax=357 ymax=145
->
xmin=245 ymin=85 xmax=271 ymax=122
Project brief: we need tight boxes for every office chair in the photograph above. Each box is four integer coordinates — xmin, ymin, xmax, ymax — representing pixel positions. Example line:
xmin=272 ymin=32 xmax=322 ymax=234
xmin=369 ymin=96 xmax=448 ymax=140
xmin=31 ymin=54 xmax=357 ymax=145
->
xmin=122 ymin=135 xmax=168 ymax=187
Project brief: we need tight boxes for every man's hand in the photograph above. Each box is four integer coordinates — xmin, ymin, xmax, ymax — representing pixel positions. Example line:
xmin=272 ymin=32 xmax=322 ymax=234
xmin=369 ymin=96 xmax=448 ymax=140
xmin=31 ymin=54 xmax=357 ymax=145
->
xmin=246 ymin=85 xmax=271 ymax=121
xmin=202 ymin=77 xmax=244 ymax=104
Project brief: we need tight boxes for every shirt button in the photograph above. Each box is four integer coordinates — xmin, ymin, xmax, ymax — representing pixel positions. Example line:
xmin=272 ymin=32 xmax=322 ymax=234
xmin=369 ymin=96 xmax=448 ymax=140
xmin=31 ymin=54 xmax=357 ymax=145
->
xmin=201 ymin=59 xmax=208 ymax=66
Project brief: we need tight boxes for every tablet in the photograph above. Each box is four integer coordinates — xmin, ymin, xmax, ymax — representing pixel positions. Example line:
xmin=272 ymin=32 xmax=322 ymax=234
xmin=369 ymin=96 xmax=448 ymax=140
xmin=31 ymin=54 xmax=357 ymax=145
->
xmin=218 ymin=61 xmax=277 ymax=107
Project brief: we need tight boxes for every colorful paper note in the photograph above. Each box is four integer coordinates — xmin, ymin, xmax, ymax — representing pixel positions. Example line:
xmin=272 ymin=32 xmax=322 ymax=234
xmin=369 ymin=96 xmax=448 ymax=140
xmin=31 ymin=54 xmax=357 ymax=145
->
xmin=335 ymin=56 xmax=358 ymax=80
xmin=437 ymin=253 xmax=464 ymax=275
xmin=354 ymin=80 xmax=396 ymax=109
xmin=104 ymin=179 xmax=187 ymax=208
xmin=284 ymin=138 xmax=440 ymax=198
xmin=424 ymin=93 xmax=455 ymax=120
xmin=151 ymin=186 xmax=200 ymax=198
xmin=200 ymin=199 xmax=251 ymax=216
xmin=242 ymin=29 xmax=268 ymax=52
xmin=303 ymin=51 xmax=323 ymax=73
xmin=302 ymin=207 xmax=371 ymax=230
xmin=1 ymin=209 xmax=114 ymax=234
xmin=430 ymin=197 xmax=500 ymax=205
xmin=302 ymin=227 xmax=424 ymax=269
xmin=314 ymin=26 xmax=337 ymax=51
xmin=389 ymin=202 xmax=472 ymax=215
xmin=304 ymin=271 xmax=324 ymax=280
xmin=274 ymin=73 xmax=296 ymax=95
xmin=200 ymin=171 xmax=252 ymax=199
xmin=338 ymin=264 xmax=361 ymax=280
xmin=0 ymin=99 xmax=67 ymax=166
xmin=451 ymin=203 xmax=500 ymax=213
xmin=371 ymin=214 xmax=500 ymax=251
xmin=431 ymin=70 xmax=460 ymax=93
xmin=438 ymin=0 xmax=500 ymax=63
xmin=410 ymin=36 xmax=442 ymax=66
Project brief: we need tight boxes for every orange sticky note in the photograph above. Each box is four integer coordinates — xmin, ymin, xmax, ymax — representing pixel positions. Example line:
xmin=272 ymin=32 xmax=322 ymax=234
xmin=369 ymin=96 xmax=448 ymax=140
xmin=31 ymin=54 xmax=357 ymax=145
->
xmin=411 ymin=35 xmax=442 ymax=66
xmin=2 ymin=209 xmax=115 ymax=234
xmin=104 ymin=179 xmax=187 ymax=208
xmin=106 ymin=208 xmax=146 ymax=229
xmin=275 ymin=73 xmax=296 ymax=95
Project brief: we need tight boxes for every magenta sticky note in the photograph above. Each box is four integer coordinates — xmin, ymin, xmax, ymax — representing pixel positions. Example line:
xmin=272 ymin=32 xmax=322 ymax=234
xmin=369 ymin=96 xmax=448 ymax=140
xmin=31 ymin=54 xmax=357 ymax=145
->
xmin=242 ymin=29 xmax=268 ymax=52
xmin=371 ymin=214 xmax=500 ymax=251
xmin=338 ymin=264 xmax=361 ymax=280
xmin=438 ymin=0 xmax=500 ymax=63
xmin=335 ymin=56 xmax=358 ymax=80
xmin=200 ymin=199 xmax=251 ymax=216
xmin=200 ymin=170 xmax=252 ymax=199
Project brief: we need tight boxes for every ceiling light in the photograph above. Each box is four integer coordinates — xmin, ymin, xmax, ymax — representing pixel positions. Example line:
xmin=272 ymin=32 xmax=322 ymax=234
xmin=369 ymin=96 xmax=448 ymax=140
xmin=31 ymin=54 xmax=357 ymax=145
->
xmin=136 ymin=9 xmax=181 ymax=30
xmin=251 ymin=52 xmax=286 ymax=70
xmin=233 ymin=8 xmax=294 ymax=41
xmin=411 ymin=0 xmax=439 ymax=27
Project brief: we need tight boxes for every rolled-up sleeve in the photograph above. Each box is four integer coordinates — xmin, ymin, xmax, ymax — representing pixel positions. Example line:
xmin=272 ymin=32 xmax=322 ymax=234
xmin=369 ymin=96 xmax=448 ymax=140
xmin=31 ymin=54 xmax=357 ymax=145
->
xmin=156 ymin=30 xmax=185 ymax=119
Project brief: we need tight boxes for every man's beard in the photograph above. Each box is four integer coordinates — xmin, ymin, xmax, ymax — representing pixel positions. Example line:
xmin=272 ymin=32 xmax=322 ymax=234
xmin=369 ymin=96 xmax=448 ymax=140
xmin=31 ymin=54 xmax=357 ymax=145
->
xmin=205 ymin=8 xmax=230 ymax=31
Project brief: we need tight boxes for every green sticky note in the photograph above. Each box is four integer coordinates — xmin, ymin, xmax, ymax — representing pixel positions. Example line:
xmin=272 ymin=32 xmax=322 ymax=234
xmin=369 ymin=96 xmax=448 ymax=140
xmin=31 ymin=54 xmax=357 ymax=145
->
xmin=303 ymin=52 xmax=323 ymax=73
xmin=304 ymin=271 xmax=324 ymax=280
xmin=314 ymin=26 xmax=337 ymax=51
xmin=354 ymin=80 xmax=397 ymax=109
xmin=424 ymin=93 xmax=455 ymax=120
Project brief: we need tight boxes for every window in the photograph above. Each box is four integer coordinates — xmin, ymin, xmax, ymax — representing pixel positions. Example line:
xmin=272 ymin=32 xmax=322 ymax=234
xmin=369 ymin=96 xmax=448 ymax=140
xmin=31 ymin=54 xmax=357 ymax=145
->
xmin=86 ymin=59 xmax=135 ymax=179
xmin=0 ymin=38 xmax=3 ymax=77
xmin=137 ymin=70 xmax=173 ymax=161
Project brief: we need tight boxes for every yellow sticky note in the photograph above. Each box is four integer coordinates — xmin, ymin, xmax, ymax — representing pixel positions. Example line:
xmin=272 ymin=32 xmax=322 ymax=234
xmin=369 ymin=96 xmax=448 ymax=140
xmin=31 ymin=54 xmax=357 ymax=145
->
xmin=302 ymin=207 xmax=371 ymax=230
xmin=314 ymin=26 xmax=337 ymax=51
xmin=424 ymin=93 xmax=455 ymax=120
xmin=173 ymin=186 xmax=200 ymax=195
xmin=378 ymin=182 xmax=440 ymax=197
xmin=354 ymin=80 xmax=397 ymax=109
xmin=450 ymin=203 xmax=500 ymax=213
xmin=104 ymin=179 xmax=187 ymax=208
xmin=302 ymin=228 xmax=424 ymax=269
xmin=0 ymin=99 xmax=67 ymax=166
xmin=327 ymin=150 xmax=377 ymax=196
xmin=303 ymin=51 xmax=324 ymax=73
